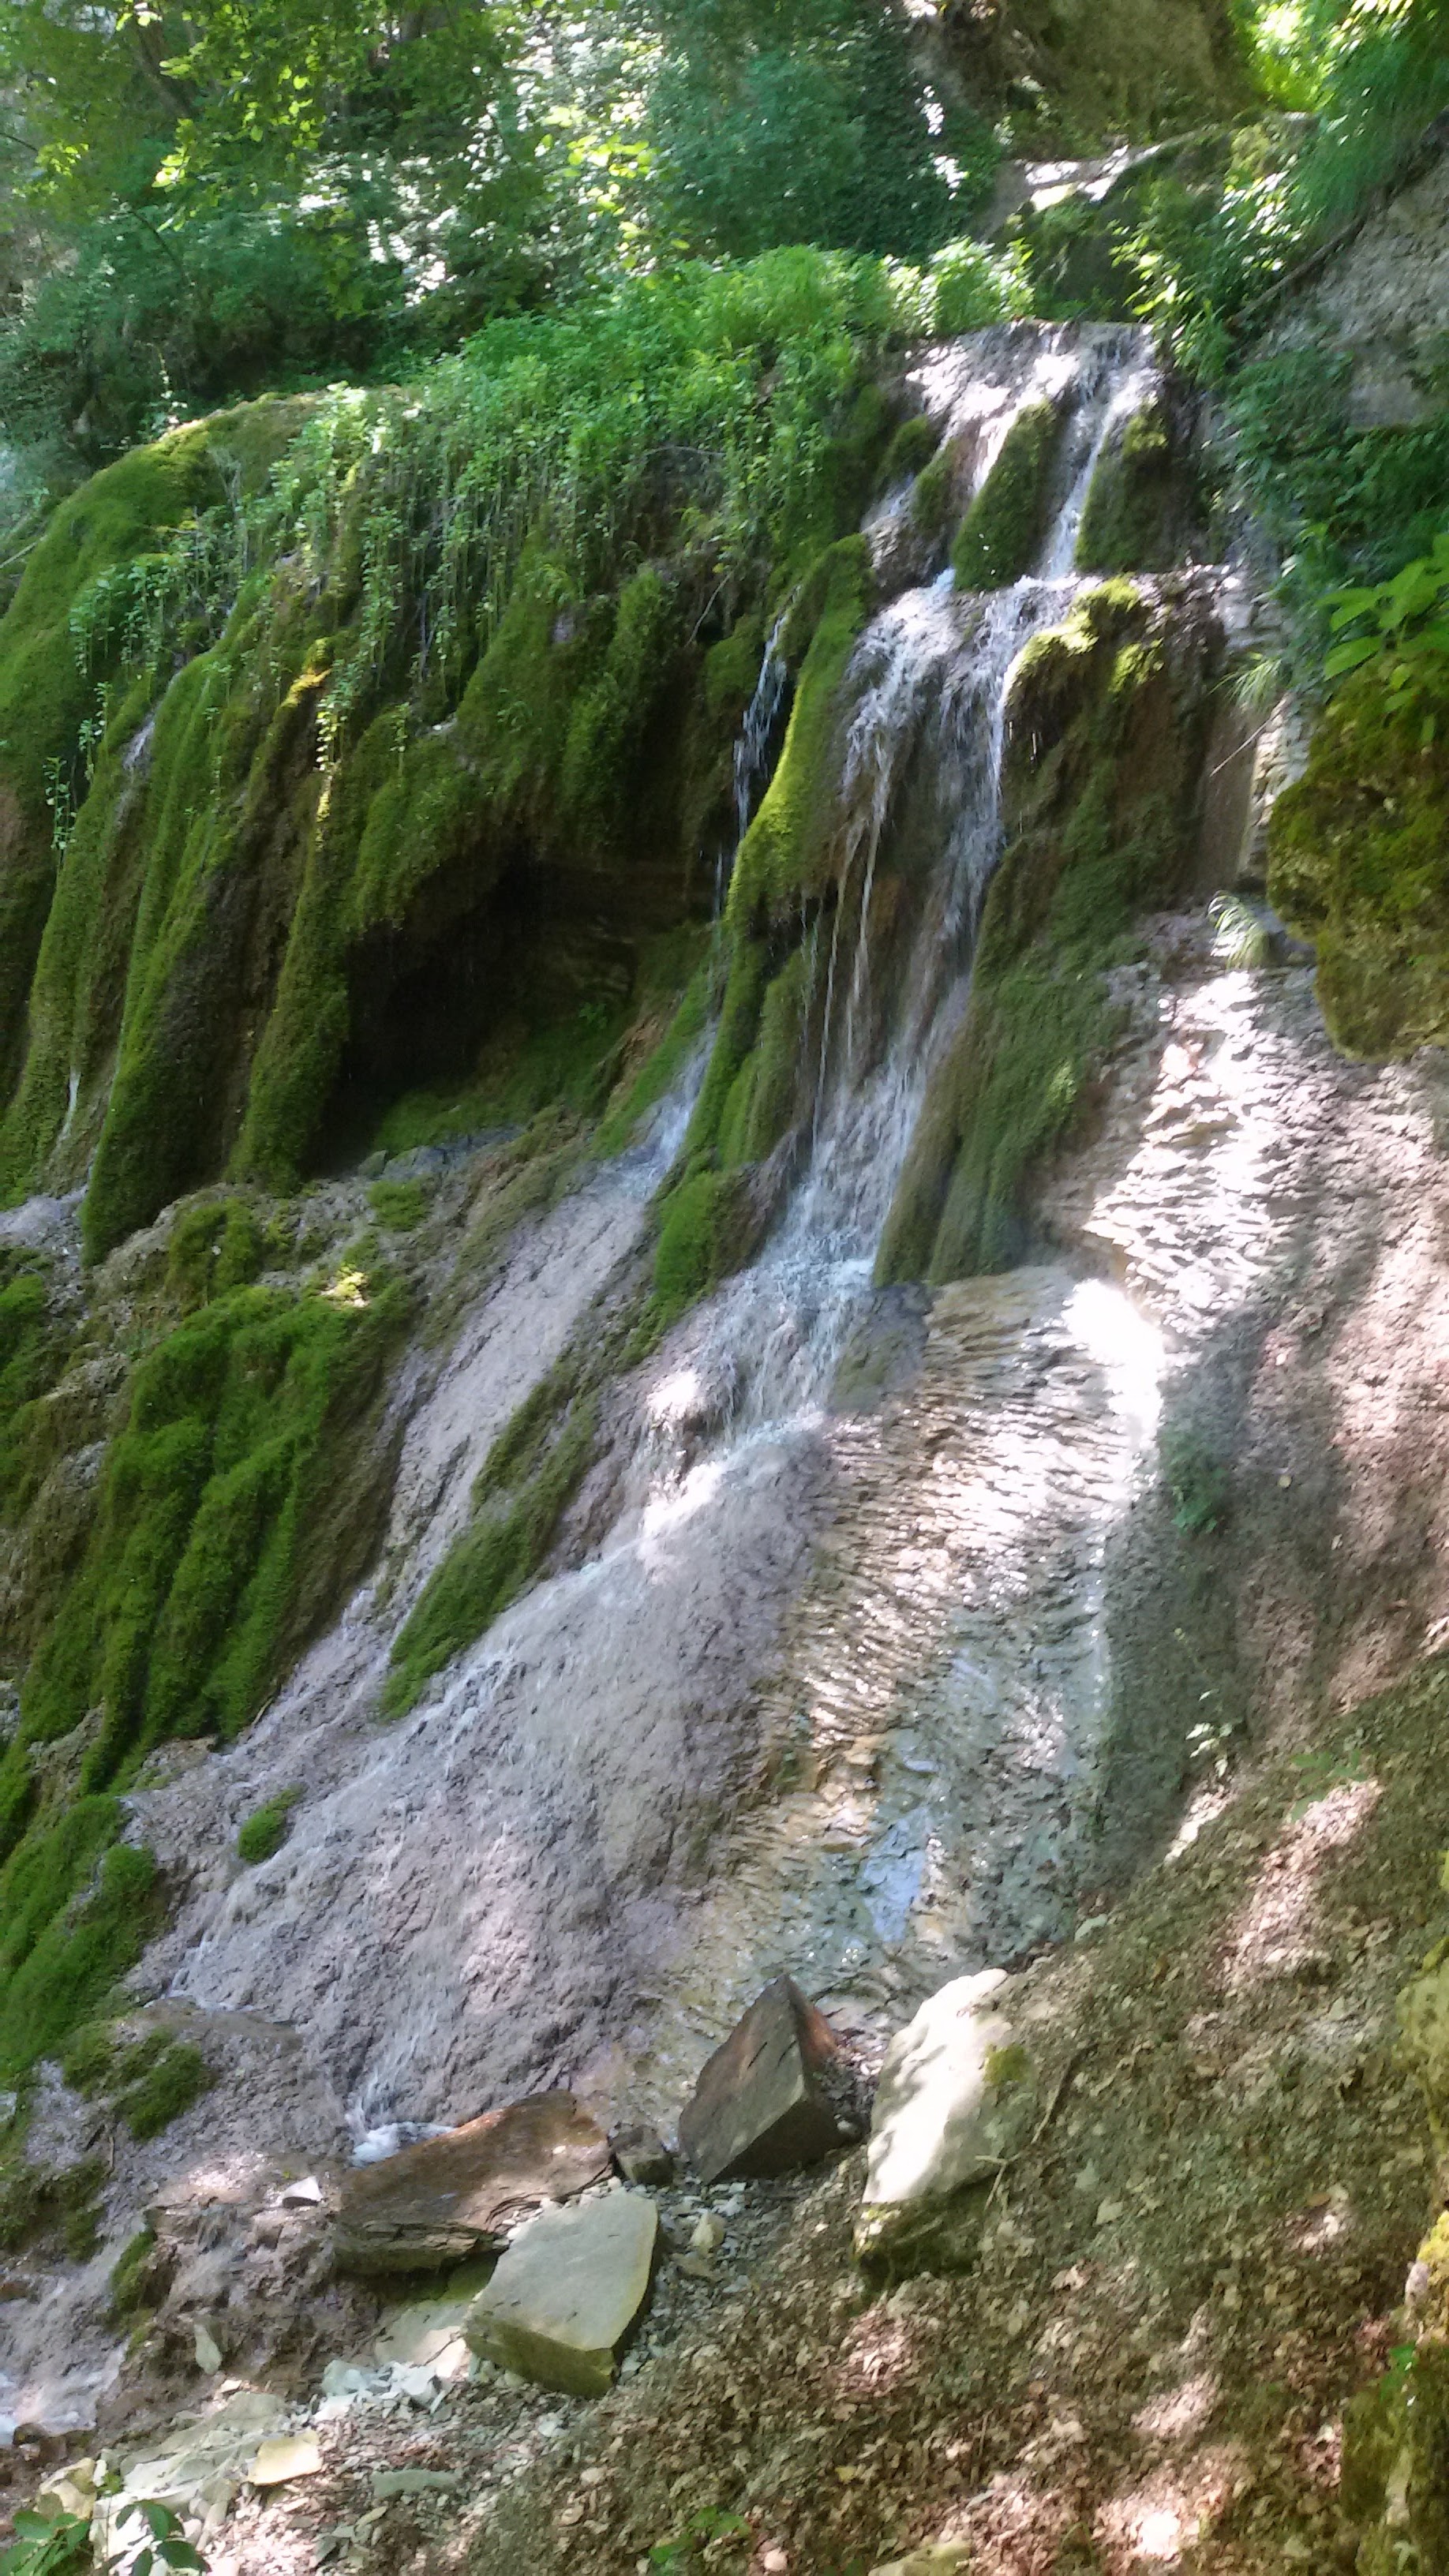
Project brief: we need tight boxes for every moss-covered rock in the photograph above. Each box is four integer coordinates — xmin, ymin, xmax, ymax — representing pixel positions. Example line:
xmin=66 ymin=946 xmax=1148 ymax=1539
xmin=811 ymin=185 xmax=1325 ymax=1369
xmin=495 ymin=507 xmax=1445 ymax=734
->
xmin=878 ymin=579 xmax=1213 ymax=1282
xmin=725 ymin=539 xmax=874 ymax=933
xmin=952 ymin=401 xmax=1064 ymax=592
xmin=1268 ymin=672 xmax=1449 ymax=1058
xmin=1074 ymin=402 xmax=1181 ymax=574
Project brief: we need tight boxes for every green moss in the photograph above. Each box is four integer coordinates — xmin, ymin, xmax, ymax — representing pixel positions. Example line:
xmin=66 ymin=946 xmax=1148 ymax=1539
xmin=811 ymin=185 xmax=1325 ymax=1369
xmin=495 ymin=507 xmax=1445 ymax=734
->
xmin=1267 ymin=671 xmax=1449 ymax=1056
xmin=368 ymin=1178 xmax=430 ymax=1231
xmin=725 ymin=539 xmax=873 ymax=933
xmin=109 ymin=2225 xmax=159 ymax=2317
xmin=349 ymin=725 xmax=493 ymax=934
xmin=594 ymin=955 xmax=712 ymax=1159
xmin=880 ymin=414 xmax=942 ymax=489
xmin=952 ymin=401 xmax=1064 ymax=591
xmin=1075 ymin=403 xmax=1179 ymax=574
xmin=81 ymin=627 xmax=328 ymax=1257
xmin=118 ymin=2035 xmax=213 ymax=2139
xmin=0 ymin=1837 xmax=161 ymax=2077
xmin=717 ymin=946 xmax=811 ymax=1168
xmin=911 ymin=444 xmax=959 ymax=545
xmin=0 ymin=427 xmax=220 ymax=1103
xmin=0 ymin=675 xmax=159 ymax=1203
xmin=21 ymin=1274 xmax=404 ymax=1776
xmin=167 ymin=1199 xmax=267 ymax=1310
xmin=653 ymin=1168 xmax=754 ymax=1317
xmin=237 ymin=1786 xmax=302 ymax=1863
xmin=60 ymin=2017 xmax=119 ymax=2094
xmin=558 ymin=564 xmax=680 ymax=851
xmin=878 ymin=582 xmax=1207 ymax=1283
xmin=685 ymin=941 xmax=769 ymax=1159
xmin=704 ymin=616 xmax=766 ymax=728
xmin=0 ymin=1260 xmax=68 ymax=1518
xmin=383 ymin=1388 xmax=597 ymax=1717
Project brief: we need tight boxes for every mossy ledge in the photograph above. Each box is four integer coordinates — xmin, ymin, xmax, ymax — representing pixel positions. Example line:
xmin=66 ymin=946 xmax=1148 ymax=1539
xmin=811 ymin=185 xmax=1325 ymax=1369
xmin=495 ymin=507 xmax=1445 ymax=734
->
xmin=1268 ymin=668 xmax=1449 ymax=1058
xmin=1074 ymin=399 xmax=1182 ymax=575
xmin=0 ymin=256 xmax=912 ymax=1258
xmin=0 ymin=1260 xmax=405 ymax=2078
xmin=952 ymin=398 xmax=1064 ymax=592
xmin=877 ymin=578 xmax=1217 ymax=1283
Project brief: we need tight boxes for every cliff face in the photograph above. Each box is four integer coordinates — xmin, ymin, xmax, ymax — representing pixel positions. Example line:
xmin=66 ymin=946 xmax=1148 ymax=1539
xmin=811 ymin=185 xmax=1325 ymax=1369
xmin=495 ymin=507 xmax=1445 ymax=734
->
xmin=0 ymin=133 xmax=1448 ymax=2576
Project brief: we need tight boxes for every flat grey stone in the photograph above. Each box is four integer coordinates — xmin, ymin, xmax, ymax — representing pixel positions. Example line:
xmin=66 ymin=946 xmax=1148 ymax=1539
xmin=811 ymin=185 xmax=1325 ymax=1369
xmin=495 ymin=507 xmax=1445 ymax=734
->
xmin=463 ymin=2191 xmax=657 ymax=2396
xmin=678 ymin=1976 xmax=845 ymax=2185
xmin=333 ymin=2091 xmax=611 ymax=2275
xmin=854 ymin=1971 xmax=1035 ymax=2274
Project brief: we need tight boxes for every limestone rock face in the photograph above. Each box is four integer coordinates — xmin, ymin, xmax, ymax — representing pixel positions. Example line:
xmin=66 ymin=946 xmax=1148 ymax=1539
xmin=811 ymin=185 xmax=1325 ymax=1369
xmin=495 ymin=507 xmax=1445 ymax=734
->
xmin=854 ymin=1971 xmax=1035 ymax=2274
xmin=333 ymin=2091 xmax=611 ymax=2275
xmin=463 ymin=2189 xmax=658 ymax=2396
xmin=679 ymin=1976 xmax=847 ymax=2184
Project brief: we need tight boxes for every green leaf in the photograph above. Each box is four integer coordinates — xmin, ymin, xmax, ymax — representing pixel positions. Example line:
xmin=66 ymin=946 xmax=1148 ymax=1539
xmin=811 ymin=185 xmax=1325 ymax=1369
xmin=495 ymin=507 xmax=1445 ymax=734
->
xmin=1324 ymin=635 xmax=1380 ymax=676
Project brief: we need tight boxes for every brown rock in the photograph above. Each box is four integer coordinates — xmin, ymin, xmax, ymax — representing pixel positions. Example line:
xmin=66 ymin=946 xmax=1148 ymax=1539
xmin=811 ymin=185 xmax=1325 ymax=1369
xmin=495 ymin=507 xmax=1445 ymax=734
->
xmin=333 ymin=2091 xmax=611 ymax=2275
xmin=611 ymin=2121 xmax=674 ymax=2186
xmin=678 ymin=1977 xmax=846 ymax=2185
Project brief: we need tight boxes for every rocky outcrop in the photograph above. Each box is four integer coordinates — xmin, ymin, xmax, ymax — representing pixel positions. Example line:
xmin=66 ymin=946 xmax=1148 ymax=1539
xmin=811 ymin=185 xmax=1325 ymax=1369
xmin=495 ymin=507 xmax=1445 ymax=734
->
xmin=332 ymin=2093 xmax=611 ymax=2276
xmin=463 ymin=2189 xmax=658 ymax=2396
xmin=679 ymin=1979 xmax=854 ymax=2185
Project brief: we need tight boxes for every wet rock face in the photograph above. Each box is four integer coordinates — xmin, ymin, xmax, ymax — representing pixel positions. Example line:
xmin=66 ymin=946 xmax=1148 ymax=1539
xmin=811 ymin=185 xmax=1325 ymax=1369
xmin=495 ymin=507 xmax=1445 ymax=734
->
xmin=463 ymin=2189 xmax=658 ymax=2396
xmin=679 ymin=1978 xmax=852 ymax=2185
xmin=333 ymin=2092 xmax=612 ymax=2276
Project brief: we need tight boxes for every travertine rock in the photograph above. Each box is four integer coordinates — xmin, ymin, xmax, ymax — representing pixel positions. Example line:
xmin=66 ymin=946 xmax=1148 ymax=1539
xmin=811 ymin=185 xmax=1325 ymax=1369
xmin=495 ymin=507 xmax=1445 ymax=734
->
xmin=333 ymin=2091 xmax=611 ymax=2275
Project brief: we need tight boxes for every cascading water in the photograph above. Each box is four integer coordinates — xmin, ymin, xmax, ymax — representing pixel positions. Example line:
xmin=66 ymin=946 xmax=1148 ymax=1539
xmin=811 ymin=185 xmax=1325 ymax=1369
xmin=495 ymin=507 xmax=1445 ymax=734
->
xmin=109 ymin=320 xmax=1186 ymax=2199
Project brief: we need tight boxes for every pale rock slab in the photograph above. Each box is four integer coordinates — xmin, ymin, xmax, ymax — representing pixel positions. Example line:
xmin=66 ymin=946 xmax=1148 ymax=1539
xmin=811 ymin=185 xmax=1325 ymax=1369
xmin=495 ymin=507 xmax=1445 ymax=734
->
xmin=679 ymin=1977 xmax=846 ymax=2184
xmin=854 ymin=1971 xmax=1035 ymax=2273
xmin=463 ymin=2190 xmax=657 ymax=2396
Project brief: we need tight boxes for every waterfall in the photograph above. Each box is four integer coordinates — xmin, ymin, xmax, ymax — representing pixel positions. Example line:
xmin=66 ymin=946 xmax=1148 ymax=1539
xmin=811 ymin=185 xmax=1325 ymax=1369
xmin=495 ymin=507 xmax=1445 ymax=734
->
xmin=137 ymin=320 xmax=1185 ymax=2160
xmin=686 ymin=322 xmax=1160 ymax=1433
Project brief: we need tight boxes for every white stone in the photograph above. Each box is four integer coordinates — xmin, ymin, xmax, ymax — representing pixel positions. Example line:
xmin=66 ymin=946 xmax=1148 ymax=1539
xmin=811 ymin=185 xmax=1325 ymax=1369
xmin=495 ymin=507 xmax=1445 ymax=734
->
xmin=464 ymin=2190 xmax=657 ymax=2396
xmin=855 ymin=1973 xmax=1034 ymax=2267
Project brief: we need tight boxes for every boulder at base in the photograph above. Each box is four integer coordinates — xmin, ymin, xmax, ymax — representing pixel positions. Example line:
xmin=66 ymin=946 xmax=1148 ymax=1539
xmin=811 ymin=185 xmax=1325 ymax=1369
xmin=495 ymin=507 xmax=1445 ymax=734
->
xmin=854 ymin=1971 xmax=1035 ymax=2275
xmin=679 ymin=1975 xmax=848 ymax=2184
xmin=333 ymin=2091 xmax=611 ymax=2275
xmin=464 ymin=2189 xmax=658 ymax=2396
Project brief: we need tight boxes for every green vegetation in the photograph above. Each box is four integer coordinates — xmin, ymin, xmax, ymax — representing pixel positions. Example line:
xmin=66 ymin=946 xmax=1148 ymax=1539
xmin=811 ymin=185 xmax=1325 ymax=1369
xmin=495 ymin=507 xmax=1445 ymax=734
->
xmin=383 ymin=1381 xmax=597 ymax=1717
xmin=878 ymin=581 xmax=1208 ymax=1282
xmin=1268 ymin=666 xmax=1449 ymax=1054
xmin=724 ymin=539 xmax=874 ymax=935
xmin=653 ymin=1170 xmax=755 ymax=1321
xmin=0 ymin=254 xmax=930 ymax=1250
xmin=952 ymin=401 xmax=1062 ymax=591
xmin=17 ymin=1273 xmax=404 ymax=1770
xmin=1075 ymin=402 xmax=1180 ymax=573
xmin=367 ymin=1178 xmax=430 ymax=1233
xmin=1159 ymin=1425 xmax=1232 ymax=1534
xmin=0 ymin=1835 xmax=160 ymax=2080
xmin=118 ymin=2035 xmax=214 ymax=2140
xmin=108 ymin=2225 xmax=159 ymax=2318
xmin=0 ymin=0 xmax=994 ymax=492
xmin=0 ymin=1268 xmax=402 ymax=2076
xmin=237 ymin=1787 xmax=303 ymax=1864
xmin=167 ymin=1201 xmax=268 ymax=1311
